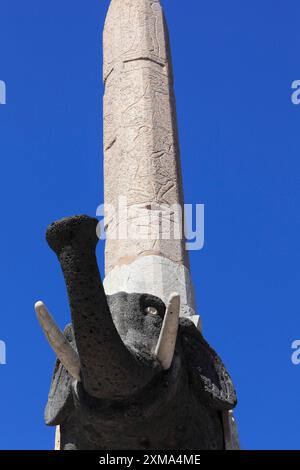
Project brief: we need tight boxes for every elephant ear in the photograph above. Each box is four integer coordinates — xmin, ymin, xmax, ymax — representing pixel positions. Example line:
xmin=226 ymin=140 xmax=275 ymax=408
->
xmin=45 ymin=324 xmax=75 ymax=426
xmin=179 ymin=318 xmax=237 ymax=411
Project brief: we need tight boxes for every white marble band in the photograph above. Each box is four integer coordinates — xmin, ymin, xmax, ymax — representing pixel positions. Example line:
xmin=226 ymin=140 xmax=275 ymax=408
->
xmin=104 ymin=255 xmax=201 ymax=329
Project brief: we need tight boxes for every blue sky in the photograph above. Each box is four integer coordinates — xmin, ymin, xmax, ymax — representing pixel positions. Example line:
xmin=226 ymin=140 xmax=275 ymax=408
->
xmin=0 ymin=0 xmax=299 ymax=450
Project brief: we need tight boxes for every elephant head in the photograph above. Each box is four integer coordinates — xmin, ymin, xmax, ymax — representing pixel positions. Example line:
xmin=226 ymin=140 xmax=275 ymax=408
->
xmin=36 ymin=215 xmax=237 ymax=450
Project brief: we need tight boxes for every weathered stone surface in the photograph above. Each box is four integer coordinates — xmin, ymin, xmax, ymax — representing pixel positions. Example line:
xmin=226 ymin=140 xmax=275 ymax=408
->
xmin=103 ymin=0 xmax=197 ymax=321
xmin=55 ymin=426 xmax=61 ymax=451
xmin=222 ymin=411 xmax=240 ymax=450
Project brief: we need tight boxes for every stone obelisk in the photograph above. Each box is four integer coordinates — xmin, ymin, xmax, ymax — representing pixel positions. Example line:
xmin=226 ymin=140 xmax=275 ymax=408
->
xmin=103 ymin=0 xmax=199 ymax=327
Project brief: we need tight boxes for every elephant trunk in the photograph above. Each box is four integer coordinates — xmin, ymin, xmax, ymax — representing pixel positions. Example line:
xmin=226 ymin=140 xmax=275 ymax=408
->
xmin=46 ymin=215 xmax=156 ymax=400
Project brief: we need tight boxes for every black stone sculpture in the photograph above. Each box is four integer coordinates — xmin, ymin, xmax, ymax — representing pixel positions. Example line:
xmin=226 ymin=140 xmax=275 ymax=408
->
xmin=38 ymin=215 xmax=237 ymax=450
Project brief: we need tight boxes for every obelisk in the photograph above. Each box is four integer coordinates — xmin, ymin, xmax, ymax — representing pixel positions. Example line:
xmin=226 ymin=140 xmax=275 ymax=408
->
xmin=103 ymin=0 xmax=199 ymax=327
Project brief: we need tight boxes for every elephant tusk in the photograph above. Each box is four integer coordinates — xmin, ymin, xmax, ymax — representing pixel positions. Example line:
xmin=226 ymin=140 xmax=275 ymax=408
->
xmin=35 ymin=301 xmax=81 ymax=382
xmin=155 ymin=293 xmax=180 ymax=370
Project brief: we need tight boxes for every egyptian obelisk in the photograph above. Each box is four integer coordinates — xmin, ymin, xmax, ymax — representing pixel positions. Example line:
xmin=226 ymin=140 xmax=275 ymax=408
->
xmin=103 ymin=0 xmax=199 ymax=327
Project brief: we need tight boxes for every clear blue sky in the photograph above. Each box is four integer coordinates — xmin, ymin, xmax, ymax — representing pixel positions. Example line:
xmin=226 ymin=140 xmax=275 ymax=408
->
xmin=0 ymin=0 xmax=299 ymax=450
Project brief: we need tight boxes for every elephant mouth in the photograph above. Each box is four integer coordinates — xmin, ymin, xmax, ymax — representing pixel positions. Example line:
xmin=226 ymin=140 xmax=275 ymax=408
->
xmin=71 ymin=351 xmax=184 ymax=424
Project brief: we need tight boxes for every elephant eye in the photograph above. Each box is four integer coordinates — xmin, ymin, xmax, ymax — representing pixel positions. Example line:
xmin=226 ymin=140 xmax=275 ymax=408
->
xmin=144 ymin=306 xmax=159 ymax=316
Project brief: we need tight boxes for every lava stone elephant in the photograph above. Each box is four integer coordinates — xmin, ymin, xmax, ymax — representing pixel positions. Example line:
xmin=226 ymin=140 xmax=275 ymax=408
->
xmin=35 ymin=215 xmax=237 ymax=450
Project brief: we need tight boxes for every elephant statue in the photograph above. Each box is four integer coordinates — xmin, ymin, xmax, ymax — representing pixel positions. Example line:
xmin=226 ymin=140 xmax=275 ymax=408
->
xmin=35 ymin=215 xmax=237 ymax=450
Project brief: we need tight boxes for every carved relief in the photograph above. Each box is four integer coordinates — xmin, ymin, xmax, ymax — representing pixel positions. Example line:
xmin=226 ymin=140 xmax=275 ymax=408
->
xmin=103 ymin=0 xmax=186 ymax=273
